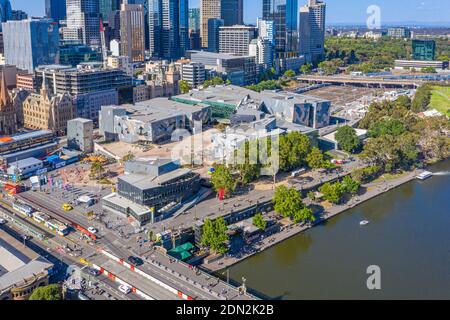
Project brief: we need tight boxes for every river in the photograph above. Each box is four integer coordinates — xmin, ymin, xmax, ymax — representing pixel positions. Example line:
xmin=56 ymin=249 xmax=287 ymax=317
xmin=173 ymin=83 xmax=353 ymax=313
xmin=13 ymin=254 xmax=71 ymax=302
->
xmin=228 ymin=160 xmax=450 ymax=299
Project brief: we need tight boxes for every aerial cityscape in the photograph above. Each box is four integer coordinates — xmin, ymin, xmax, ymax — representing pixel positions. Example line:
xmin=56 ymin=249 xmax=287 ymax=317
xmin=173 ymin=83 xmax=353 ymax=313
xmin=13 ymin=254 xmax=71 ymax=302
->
xmin=0 ymin=0 xmax=448 ymax=305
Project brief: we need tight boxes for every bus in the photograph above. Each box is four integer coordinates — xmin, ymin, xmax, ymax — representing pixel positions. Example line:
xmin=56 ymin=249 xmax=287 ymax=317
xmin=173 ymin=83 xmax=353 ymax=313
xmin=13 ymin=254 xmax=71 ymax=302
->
xmin=45 ymin=219 xmax=69 ymax=237
xmin=12 ymin=202 xmax=34 ymax=218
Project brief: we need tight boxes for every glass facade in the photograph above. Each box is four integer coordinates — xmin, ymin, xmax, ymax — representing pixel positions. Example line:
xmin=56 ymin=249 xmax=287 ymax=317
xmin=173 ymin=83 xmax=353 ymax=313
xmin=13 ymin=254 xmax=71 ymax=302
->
xmin=188 ymin=8 xmax=200 ymax=31
xmin=262 ymin=0 xmax=298 ymax=56
xmin=413 ymin=39 xmax=436 ymax=61
xmin=221 ymin=0 xmax=244 ymax=26
xmin=45 ymin=0 xmax=67 ymax=23
xmin=179 ymin=0 xmax=190 ymax=55
xmin=3 ymin=19 xmax=59 ymax=73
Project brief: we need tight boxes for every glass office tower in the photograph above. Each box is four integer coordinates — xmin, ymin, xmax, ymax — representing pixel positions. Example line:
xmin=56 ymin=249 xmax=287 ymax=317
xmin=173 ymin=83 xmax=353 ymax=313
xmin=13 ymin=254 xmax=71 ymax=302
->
xmin=262 ymin=0 xmax=298 ymax=57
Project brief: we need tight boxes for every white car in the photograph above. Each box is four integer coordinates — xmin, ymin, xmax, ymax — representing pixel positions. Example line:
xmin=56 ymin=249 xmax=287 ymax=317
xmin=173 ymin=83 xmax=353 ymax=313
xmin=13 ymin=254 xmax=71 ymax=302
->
xmin=118 ymin=284 xmax=131 ymax=295
xmin=0 ymin=218 xmax=6 ymax=224
xmin=88 ymin=227 xmax=98 ymax=234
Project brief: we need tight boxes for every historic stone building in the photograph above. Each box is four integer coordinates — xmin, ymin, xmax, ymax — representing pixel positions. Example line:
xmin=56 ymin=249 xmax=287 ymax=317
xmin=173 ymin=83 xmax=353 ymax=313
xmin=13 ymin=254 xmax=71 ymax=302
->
xmin=0 ymin=72 xmax=19 ymax=135
xmin=22 ymin=80 xmax=75 ymax=135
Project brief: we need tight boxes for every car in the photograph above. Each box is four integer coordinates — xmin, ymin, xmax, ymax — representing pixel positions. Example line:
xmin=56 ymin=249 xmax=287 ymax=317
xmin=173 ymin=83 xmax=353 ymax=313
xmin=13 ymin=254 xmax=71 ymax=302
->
xmin=118 ymin=284 xmax=132 ymax=295
xmin=87 ymin=227 xmax=98 ymax=234
xmin=62 ymin=203 xmax=73 ymax=211
xmin=85 ymin=267 xmax=100 ymax=277
xmin=0 ymin=218 xmax=6 ymax=224
xmin=127 ymin=256 xmax=144 ymax=266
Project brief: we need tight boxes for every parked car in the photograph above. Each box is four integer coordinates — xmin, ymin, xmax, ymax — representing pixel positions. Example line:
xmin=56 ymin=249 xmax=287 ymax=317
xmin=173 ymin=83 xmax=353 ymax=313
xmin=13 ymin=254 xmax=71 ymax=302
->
xmin=88 ymin=227 xmax=98 ymax=234
xmin=85 ymin=267 xmax=100 ymax=277
xmin=0 ymin=218 xmax=6 ymax=225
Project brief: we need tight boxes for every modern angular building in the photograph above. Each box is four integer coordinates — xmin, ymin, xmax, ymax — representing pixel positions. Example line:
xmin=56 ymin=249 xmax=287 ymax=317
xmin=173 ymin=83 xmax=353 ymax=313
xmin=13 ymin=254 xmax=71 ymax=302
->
xmin=219 ymin=25 xmax=257 ymax=56
xmin=99 ymin=97 xmax=212 ymax=144
xmin=120 ymin=3 xmax=145 ymax=62
xmin=67 ymin=118 xmax=94 ymax=153
xmin=45 ymin=0 xmax=67 ymax=24
xmin=262 ymin=0 xmax=299 ymax=57
xmin=299 ymin=0 xmax=326 ymax=63
xmin=2 ymin=19 xmax=59 ymax=73
xmin=102 ymin=158 xmax=202 ymax=225
xmin=63 ymin=0 xmax=101 ymax=46
xmin=412 ymin=39 xmax=436 ymax=61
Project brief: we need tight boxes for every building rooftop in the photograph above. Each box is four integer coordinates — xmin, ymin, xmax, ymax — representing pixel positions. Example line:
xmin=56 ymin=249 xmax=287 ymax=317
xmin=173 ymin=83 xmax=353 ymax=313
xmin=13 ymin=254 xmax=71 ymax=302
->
xmin=120 ymin=168 xmax=193 ymax=190
xmin=8 ymin=157 xmax=42 ymax=170
xmin=0 ymin=229 xmax=53 ymax=293
xmin=120 ymin=98 xmax=210 ymax=123
xmin=102 ymin=193 xmax=151 ymax=217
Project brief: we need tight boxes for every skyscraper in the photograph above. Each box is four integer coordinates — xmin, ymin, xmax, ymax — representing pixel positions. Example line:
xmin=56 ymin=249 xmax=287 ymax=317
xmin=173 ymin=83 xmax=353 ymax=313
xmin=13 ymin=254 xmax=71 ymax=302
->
xmin=257 ymin=18 xmax=275 ymax=45
xmin=188 ymin=8 xmax=200 ymax=31
xmin=207 ymin=18 xmax=224 ymax=53
xmin=99 ymin=0 xmax=120 ymax=20
xmin=120 ymin=3 xmax=145 ymax=62
xmin=64 ymin=0 xmax=101 ymax=46
xmin=221 ymin=0 xmax=244 ymax=26
xmin=299 ymin=0 xmax=326 ymax=63
xmin=263 ymin=0 xmax=298 ymax=57
xmin=200 ymin=0 xmax=221 ymax=48
xmin=179 ymin=0 xmax=190 ymax=56
xmin=2 ymin=19 xmax=59 ymax=73
xmin=45 ymin=0 xmax=67 ymax=24
xmin=0 ymin=0 xmax=12 ymax=31
xmin=148 ymin=0 xmax=162 ymax=57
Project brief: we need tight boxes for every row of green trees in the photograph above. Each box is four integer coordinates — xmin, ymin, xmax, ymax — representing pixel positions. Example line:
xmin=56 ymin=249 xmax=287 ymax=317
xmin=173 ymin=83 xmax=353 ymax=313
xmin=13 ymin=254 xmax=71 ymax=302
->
xmin=318 ymin=176 xmax=361 ymax=204
xmin=273 ymin=185 xmax=315 ymax=224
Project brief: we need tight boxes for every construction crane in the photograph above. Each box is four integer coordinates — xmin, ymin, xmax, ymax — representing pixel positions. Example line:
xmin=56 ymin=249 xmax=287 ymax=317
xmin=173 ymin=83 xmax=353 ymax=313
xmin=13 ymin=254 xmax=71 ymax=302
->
xmin=100 ymin=19 xmax=108 ymax=69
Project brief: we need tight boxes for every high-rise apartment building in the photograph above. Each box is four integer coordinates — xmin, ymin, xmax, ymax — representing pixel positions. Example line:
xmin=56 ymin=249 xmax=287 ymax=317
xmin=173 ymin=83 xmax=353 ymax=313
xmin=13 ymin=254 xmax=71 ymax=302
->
xmin=200 ymin=0 xmax=221 ymax=48
xmin=263 ymin=0 xmax=298 ymax=57
xmin=2 ymin=19 xmax=59 ymax=73
xmin=120 ymin=3 xmax=145 ymax=62
xmin=249 ymin=37 xmax=273 ymax=70
xmin=221 ymin=0 xmax=244 ymax=26
xmin=63 ymin=0 xmax=101 ymax=46
xmin=181 ymin=62 xmax=206 ymax=88
xmin=299 ymin=0 xmax=326 ymax=63
xmin=219 ymin=25 xmax=257 ymax=56
xmin=45 ymin=0 xmax=67 ymax=24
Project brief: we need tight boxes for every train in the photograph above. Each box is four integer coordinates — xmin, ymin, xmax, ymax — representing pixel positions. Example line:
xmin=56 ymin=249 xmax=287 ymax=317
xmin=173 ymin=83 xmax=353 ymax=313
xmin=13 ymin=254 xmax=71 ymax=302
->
xmin=12 ymin=202 xmax=69 ymax=237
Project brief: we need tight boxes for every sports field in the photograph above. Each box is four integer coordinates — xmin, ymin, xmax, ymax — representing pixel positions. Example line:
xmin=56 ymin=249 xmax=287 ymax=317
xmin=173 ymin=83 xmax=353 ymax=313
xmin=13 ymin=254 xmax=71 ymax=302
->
xmin=430 ymin=86 xmax=450 ymax=116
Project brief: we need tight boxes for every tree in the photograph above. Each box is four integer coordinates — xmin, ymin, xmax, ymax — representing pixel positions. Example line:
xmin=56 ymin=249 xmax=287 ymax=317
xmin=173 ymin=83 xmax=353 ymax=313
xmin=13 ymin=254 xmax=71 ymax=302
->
xmin=437 ymin=55 xmax=450 ymax=61
xmin=420 ymin=66 xmax=437 ymax=74
xmin=412 ymin=84 xmax=432 ymax=113
xmin=368 ymin=118 xmax=406 ymax=138
xmin=284 ymin=69 xmax=296 ymax=78
xmin=201 ymin=218 xmax=229 ymax=255
xmin=179 ymin=80 xmax=192 ymax=94
xmin=279 ymin=132 xmax=311 ymax=171
xmin=253 ymin=213 xmax=267 ymax=231
xmin=300 ymin=63 xmax=313 ymax=75
xmin=29 ymin=284 xmax=62 ymax=300
xmin=306 ymin=147 xmax=328 ymax=169
xmin=342 ymin=176 xmax=361 ymax=195
xmin=335 ymin=126 xmax=361 ymax=153
xmin=121 ymin=152 xmax=135 ymax=163
xmin=90 ymin=161 xmax=105 ymax=180
xmin=319 ymin=182 xmax=345 ymax=204
xmin=212 ymin=76 xmax=224 ymax=85
xmin=210 ymin=164 xmax=235 ymax=195
xmin=307 ymin=191 xmax=317 ymax=202
xmin=273 ymin=186 xmax=312 ymax=223
xmin=351 ymin=166 xmax=382 ymax=183
xmin=293 ymin=207 xmax=315 ymax=224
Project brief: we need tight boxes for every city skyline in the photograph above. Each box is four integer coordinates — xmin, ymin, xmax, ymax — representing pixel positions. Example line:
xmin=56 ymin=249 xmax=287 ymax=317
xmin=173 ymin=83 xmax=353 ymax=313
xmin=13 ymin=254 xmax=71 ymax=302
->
xmin=9 ymin=0 xmax=450 ymax=25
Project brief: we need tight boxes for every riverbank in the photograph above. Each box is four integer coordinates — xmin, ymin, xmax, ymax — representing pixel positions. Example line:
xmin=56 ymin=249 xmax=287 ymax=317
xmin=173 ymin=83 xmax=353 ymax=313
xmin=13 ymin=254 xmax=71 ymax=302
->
xmin=202 ymin=168 xmax=421 ymax=273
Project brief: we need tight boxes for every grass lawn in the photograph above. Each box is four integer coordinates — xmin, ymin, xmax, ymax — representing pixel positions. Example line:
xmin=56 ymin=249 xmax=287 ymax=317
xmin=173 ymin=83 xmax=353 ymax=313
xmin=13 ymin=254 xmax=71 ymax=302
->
xmin=373 ymin=171 xmax=409 ymax=183
xmin=429 ymin=86 xmax=450 ymax=116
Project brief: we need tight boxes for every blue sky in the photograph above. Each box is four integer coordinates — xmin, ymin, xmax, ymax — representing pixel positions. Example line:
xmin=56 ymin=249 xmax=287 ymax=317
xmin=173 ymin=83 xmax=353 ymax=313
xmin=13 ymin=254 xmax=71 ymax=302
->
xmin=10 ymin=0 xmax=450 ymax=25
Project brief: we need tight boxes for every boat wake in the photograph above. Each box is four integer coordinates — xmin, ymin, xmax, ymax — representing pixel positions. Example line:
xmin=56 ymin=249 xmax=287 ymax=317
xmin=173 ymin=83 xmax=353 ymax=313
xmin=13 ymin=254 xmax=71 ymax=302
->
xmin=432 ymin=171 xmax=450 ymax=176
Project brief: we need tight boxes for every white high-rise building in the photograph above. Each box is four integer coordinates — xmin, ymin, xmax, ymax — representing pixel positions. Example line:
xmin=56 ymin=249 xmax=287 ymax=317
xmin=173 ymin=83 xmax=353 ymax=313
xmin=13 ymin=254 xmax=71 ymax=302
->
xmin=299 ymin=0 xmax=326 ymax=64
xmin=256 ymin=18 xmax=275 ymax=46
xmin=249 ymin=38 xmax=273 ymax=70
xmin=63 ymin=0 xmax=101 ymax=46
xmin=181 ymin=62 xmax=206 ymax=88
